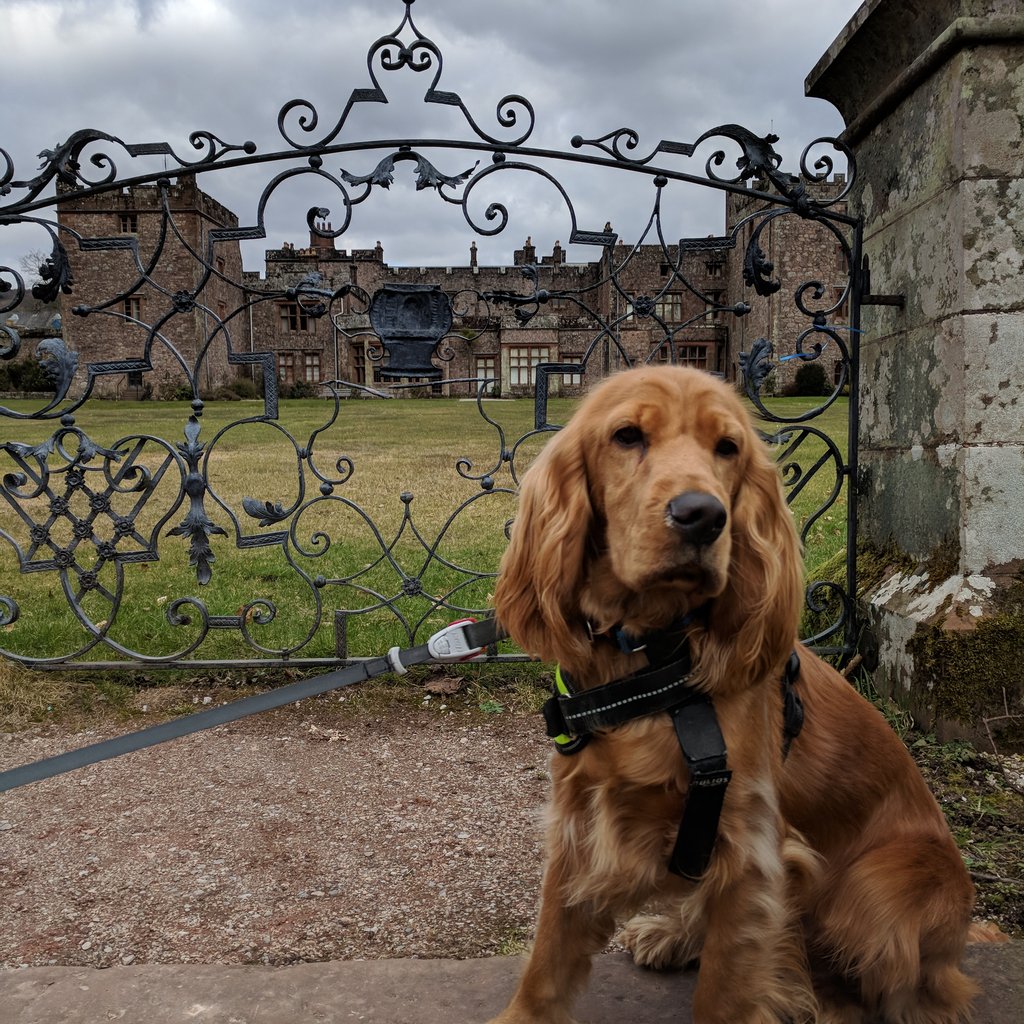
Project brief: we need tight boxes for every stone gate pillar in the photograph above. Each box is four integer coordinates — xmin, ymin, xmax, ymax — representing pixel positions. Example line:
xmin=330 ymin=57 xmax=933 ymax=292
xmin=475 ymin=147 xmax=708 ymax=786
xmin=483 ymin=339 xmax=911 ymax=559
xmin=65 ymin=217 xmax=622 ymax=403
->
xmin=807 ymin=0 xmax=1024 ymax=745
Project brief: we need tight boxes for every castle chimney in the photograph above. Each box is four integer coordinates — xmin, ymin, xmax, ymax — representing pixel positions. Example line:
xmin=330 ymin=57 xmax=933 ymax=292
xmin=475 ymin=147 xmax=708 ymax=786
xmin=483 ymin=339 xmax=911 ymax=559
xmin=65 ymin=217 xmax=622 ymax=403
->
xmin=310 ymin=220 xmax=336 ymax=251
xmin=522 ymin=236 xmax=536 ymax=264
xmin=470 ymin=240 xmax=478 ymax=268
xmin=552 ymin=240 xmax=563 ymax=265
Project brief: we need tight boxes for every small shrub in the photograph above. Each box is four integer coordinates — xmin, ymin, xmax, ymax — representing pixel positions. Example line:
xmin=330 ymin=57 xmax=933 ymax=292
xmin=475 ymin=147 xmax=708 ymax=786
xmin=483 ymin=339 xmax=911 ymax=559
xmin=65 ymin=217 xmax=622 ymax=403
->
xmin=286 ymin=378 xmax=317 ymax=399
xmin=792 ymin=362 xmax=829 ymax=397
xmin=155 ymin=373 xmax=193 ymax=401
xmin=230 ymin=375 xmax=261 ymax=400
xmin=5 ymin=358 xmax=51 ymax=392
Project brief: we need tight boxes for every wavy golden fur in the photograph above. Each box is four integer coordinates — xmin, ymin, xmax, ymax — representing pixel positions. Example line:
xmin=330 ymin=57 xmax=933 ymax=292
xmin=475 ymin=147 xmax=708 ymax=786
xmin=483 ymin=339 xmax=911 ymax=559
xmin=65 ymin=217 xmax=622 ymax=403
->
xmin=488 ymin=366 xmax=980 ymax=1024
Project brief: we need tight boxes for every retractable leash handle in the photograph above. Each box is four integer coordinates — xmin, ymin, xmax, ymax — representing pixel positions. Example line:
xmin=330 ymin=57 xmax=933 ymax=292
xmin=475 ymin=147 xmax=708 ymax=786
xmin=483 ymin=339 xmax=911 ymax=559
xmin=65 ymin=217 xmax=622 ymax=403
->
xmin=388 ymin=618 xmax=490 ymax=674
xmin=0 ymin=616 xmax=507 ymax=794
xmin=427 ymin=618 xmax=490 ymax=662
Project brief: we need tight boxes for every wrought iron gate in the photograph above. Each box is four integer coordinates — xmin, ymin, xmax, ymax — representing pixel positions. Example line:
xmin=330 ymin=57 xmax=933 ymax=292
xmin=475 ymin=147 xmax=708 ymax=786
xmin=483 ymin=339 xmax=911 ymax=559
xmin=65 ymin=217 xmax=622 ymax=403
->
xmin=0 ymin=0 xmax=861 ymax=671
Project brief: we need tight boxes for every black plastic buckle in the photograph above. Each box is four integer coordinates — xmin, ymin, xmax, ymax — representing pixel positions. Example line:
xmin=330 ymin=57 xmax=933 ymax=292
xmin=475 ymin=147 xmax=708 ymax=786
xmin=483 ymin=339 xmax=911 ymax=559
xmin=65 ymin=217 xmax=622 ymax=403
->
xmin=541 ymin=695 xmax=569 ymax=740
xmin=781 ymin=649 xmax=804 ymax=758
xmin=541 ymin=695 xmax=591 ymax=756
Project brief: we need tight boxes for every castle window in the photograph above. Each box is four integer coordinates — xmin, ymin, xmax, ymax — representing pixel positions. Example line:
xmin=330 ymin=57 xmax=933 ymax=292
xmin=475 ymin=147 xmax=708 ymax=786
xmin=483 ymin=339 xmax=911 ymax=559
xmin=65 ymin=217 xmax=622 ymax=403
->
xmin=677 ymin=344 xmax=710 ymax=369
xmin=279 ymin=302 xmax=309 ymax=332
xmin=705 ymin=258 xmax=724 ymax=279
xmin=508 ymin=345 xmax=551 ymax=387
xmin=705 ymin=291 xmax=724 ymax=320
xmin=654 ymin=293 xmax=684 ymax=323
xmin=350 ymin=343 xmax=366 ymax=385
xmin=304 ymin=352 xmax=321 ymax=383
xmin=122 ymin=296 xmax=142 ymax=320
xmin=475 ymin=352 xmax=495 ymax=385
xmin=561 ymin=354 xmax=583 ymax=386
xmin=119 ymin=213 xmax=138 ymax=234
xmin=278 ymin=351 xmax=295 ymax=383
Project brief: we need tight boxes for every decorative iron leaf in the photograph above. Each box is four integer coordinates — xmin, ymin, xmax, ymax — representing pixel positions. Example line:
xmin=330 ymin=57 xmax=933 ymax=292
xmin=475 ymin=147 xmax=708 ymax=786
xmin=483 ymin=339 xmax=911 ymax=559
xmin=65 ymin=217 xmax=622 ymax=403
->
xmin=743 ymin=240 xmax=781 ymax=297
xmin=242 ymin=497 xmax=290 ymax=528
xmin=31 ymin=239 xmax=75 ymax=302
xmin=35 ymin=338 xmax=79 ymax=401
xmin=739 ymin=337 xmax=775 ymax=397
xmin=412 ymin=154 xmax=478 ymax=190
xmin=340 ymin=154 xmax=397 ymax=189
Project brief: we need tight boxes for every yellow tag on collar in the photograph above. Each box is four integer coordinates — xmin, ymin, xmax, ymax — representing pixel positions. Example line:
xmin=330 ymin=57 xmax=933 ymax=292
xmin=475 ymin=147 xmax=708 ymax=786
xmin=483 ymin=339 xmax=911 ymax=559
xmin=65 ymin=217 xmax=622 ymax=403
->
xmin=554 ymin=663 xmax=571 ymax=696
xmin=551 ymin=665 xmax=573 ymax=745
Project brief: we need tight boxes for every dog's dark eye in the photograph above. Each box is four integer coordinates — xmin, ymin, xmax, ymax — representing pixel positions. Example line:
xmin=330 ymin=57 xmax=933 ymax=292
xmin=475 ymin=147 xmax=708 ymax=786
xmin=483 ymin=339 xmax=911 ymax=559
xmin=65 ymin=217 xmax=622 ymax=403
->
xmin=715 ymin=437 xmax=739 ymax=458
xmin=613 ymin=425 xmax=645 ymax=448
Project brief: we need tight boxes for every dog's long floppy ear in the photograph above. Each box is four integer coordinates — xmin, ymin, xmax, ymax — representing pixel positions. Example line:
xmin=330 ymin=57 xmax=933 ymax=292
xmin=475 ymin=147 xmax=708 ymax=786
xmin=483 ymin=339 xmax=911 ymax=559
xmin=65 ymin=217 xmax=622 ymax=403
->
xmin=699 ymin=423 xmax=805 ymax=693
xmin=494 ymin=424 xmax=593 ymax=665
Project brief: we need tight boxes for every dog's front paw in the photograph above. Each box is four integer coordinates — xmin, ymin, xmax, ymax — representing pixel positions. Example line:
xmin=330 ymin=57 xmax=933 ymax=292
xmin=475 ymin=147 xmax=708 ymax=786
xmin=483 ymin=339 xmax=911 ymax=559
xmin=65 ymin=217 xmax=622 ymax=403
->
xmin=618 ymin=913 xmax=701 ymax=971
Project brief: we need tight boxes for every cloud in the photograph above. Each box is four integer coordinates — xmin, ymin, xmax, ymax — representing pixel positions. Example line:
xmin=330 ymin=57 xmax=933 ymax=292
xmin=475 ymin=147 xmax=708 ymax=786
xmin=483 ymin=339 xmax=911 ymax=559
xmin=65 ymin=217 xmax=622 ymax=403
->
xmin=1 ymin=0 xmax=861 ymax=276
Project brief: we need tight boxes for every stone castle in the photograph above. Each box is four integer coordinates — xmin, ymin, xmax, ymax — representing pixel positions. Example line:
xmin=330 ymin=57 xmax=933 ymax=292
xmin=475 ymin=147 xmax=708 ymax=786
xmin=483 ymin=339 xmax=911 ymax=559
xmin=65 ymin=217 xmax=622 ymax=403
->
xmin=46 ymin=173 xmax=850 ymax=399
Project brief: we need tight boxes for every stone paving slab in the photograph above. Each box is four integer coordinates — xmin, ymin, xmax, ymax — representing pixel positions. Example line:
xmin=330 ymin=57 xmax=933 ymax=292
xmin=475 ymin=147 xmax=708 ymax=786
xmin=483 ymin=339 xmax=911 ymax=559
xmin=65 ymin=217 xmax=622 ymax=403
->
xmin=2 ymin=946 xmax=1021 ymax=1023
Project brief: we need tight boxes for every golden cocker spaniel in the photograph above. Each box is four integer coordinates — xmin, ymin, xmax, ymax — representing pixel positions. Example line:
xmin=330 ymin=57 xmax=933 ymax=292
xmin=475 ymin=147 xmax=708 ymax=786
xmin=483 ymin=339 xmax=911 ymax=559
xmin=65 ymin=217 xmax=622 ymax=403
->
xmin=489 ymin=366 xmax=979 ymax=1024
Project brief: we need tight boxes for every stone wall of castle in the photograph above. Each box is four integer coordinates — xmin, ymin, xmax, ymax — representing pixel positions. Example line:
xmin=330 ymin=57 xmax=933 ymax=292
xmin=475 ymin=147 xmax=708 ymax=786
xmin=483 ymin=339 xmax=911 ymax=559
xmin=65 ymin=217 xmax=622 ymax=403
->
xmin=239 ymin=229 xmax=735 ymax=398
xmin=56 ymin=176 xmax=244 ymax=397
xmin=53 ymin=174 xmax=849 ymax=400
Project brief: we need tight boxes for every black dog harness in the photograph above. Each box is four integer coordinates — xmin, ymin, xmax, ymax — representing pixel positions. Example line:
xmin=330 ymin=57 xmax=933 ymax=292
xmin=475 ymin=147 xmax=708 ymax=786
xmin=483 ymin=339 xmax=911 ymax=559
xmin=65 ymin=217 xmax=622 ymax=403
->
xmin=542 ymin=627 xmax=803 ymax=882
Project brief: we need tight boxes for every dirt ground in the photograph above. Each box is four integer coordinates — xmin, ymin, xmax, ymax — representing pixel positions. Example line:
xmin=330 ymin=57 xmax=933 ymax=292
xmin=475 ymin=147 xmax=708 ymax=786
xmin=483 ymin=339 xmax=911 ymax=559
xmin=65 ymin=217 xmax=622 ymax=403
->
xmin=1 ymin=674 xmax=1021 ymax=970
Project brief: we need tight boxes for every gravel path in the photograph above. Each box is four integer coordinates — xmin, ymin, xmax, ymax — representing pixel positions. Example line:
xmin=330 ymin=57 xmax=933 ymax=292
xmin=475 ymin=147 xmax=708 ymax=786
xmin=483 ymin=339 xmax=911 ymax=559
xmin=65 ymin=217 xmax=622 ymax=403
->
xmin=4 ymin=679 xmax=1021 ymax=971
xmin=0 ymin=689 xmax=551 ymax=969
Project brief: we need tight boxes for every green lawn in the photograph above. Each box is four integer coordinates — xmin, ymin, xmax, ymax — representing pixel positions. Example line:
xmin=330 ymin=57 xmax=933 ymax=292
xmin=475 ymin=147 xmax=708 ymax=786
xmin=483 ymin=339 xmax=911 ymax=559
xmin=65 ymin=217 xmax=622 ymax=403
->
xmin=0 ymin=393 xmax=850 ymax=666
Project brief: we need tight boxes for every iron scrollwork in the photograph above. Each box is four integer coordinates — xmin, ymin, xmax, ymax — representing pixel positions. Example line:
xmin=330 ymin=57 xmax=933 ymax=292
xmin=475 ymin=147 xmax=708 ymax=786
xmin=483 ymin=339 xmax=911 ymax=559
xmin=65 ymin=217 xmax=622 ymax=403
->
xmin=0 ymin=0 xmax=860 ymax=668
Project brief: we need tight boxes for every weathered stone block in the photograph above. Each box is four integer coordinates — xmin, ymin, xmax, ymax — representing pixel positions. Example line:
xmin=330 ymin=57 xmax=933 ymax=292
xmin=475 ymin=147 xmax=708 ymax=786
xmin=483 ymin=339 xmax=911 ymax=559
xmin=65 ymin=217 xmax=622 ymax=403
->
xmin=859 ymin=448 xmax=961 ymax=560
xmin=808 ymin=0 xmax=1024 ymax=743
xmin=962 ymin=177 xmax=1024 ymax=311
xmin=867 ymin=566 xmax=1024 ymax=746
xmin=961 ymin=444 xmax=1024 ymax=570
xmin=963 ymin=313 xmax=1024 ymax=442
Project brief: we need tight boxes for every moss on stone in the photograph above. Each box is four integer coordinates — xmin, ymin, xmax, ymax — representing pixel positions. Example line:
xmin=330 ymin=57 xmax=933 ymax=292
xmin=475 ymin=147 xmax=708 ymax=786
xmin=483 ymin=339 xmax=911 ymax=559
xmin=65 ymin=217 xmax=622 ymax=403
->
xmin=907 ymin=573 xmax=1024 ymax=748
xmin=799 ymin=542 xmax=915 ymax=643
xmin=919 ymin=536 xmax=960 ymax=583
xmin=854 ymin=540 xmax=917 ymax=594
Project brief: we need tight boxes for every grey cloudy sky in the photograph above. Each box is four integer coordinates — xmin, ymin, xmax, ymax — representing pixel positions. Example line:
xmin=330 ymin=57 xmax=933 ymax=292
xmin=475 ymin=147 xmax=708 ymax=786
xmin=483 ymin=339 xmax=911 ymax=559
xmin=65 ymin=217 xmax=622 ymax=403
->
xmin=1 ymin=0 xmax=863 ymax=277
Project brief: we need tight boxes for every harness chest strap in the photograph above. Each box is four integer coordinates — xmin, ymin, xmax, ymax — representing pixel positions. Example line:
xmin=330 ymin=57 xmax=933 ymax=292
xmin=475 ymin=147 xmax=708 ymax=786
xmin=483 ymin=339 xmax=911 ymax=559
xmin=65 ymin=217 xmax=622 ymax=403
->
xmin=668 ymin=696 xmax=732 ymax=881
xmin=543 ymin=650 xmax=804 ymax=882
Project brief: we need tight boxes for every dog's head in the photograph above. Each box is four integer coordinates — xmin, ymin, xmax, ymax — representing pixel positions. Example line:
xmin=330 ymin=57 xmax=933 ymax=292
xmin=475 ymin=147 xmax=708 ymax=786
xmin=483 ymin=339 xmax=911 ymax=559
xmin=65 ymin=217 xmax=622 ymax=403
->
xmin=494 ymin=366 xmax=804 ymax=688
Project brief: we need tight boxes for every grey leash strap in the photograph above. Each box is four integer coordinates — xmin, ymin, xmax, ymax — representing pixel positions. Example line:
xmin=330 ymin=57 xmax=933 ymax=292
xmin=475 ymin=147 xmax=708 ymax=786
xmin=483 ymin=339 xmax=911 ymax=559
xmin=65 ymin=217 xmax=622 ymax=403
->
xmin=0 ymin=653 xmax=393 ymax=794
xmin=0 ymin=618 xmax=506 ymax=794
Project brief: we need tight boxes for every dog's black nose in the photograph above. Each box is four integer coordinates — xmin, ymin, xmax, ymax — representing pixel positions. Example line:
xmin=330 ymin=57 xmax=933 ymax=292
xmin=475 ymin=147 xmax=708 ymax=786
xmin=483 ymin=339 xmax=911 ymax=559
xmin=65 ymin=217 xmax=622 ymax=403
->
xmin=667 ymin=491 xmax=727 ymax=546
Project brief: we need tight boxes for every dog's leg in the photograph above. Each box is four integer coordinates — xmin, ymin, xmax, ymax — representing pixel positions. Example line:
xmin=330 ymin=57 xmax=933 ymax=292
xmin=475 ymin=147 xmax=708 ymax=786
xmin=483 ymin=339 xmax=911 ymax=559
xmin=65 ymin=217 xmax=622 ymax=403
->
xmin=692 ymin=863 xmax=815 ymax=1024
xmin=618 ymin=908 xmax=705 ymax=970
xmin=812 ymin=835 xmax=976 ymax=1024
xmin=486 ymin=853 xmax=615 ymax=1024
xmin=681 ymin=789 xmax=818 ymax=1024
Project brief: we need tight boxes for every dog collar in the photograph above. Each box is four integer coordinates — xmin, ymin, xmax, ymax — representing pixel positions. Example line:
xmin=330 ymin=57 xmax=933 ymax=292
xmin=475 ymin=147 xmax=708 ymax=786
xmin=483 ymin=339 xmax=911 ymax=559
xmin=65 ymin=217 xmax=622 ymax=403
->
xmin=543 ymin=652 xmax=695 ymax=748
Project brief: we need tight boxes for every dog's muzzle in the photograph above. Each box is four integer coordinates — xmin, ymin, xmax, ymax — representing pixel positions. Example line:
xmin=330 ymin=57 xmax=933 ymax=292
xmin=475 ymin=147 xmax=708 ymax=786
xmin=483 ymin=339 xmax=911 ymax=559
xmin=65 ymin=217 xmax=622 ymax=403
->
xmin=666 ymin=491 xmax=727 ymax=547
